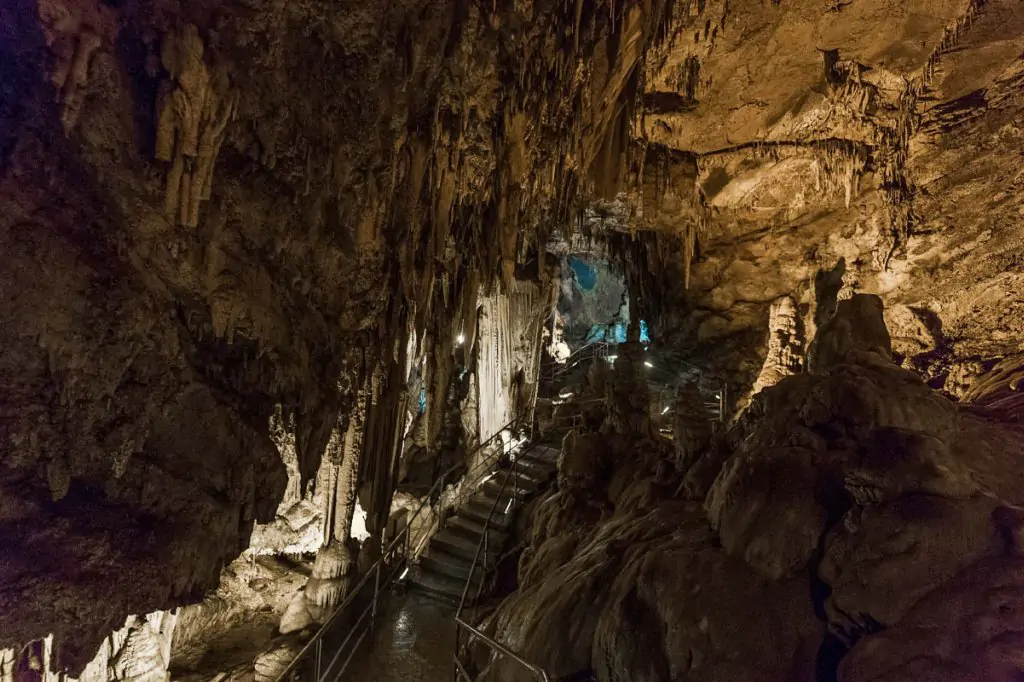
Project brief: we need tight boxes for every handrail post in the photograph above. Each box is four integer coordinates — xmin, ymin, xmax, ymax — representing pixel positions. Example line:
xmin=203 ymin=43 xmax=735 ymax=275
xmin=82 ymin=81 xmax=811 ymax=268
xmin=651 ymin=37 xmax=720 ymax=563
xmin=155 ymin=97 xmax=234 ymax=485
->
xmin=371 ymin=559 xmax=381 ymax=631
xmin=436 ymin=473 xmax=443 ymax=535
xmin=404 ymin=517 xmax=411 ymax=563
xmin=314 ymin=638 xmax=322 ymax=682
xmin=513 ymin=449 xmax=518 ymax=509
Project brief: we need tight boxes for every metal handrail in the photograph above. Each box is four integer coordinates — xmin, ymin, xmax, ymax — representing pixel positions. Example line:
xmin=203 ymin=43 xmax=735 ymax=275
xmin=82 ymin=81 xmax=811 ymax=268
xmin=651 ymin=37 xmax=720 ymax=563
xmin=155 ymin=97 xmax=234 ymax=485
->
xmin=455 ymin=442 xmax=538 ymax=615
xmin=452 ymin=438 xmax=553 ymax=682
xmin=453 ymin=618 xmax=552 ymax=682
xmin=542 ymin=342 xmax=610 ymax=382
xmin=405 ymin=414 xmax=527 ymax=561
xmin=275 ymin=525 xmax=407 ymax=681
xmin=274 ymin=414 xmax=530 ymax=682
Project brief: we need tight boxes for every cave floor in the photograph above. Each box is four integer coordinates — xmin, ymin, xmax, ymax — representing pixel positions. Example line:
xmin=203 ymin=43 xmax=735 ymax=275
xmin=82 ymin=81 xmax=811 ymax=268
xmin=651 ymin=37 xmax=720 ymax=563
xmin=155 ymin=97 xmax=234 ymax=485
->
xmin=341 ymin=591 xmax=456 ymax=682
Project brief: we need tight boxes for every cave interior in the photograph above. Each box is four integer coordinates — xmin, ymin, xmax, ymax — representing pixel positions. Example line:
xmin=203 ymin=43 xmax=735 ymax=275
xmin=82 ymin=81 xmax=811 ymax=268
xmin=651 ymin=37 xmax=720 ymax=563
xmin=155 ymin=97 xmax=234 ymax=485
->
xmin=2 ymin=0 xmax=1024 ymax=681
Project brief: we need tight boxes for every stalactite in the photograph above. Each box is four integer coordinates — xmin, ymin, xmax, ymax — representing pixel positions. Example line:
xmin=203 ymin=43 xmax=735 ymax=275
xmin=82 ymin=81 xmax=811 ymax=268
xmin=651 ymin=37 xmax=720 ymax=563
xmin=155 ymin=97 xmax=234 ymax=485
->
xmin=155 ymin=25 xmax=238 ymax=229
xmin=922 ymin=0 xmax=989 ymax=86
xmin=477 ymin=291 xmax=514 ymax=440
xmin=37 ymin=0 xmax=116 ymax=135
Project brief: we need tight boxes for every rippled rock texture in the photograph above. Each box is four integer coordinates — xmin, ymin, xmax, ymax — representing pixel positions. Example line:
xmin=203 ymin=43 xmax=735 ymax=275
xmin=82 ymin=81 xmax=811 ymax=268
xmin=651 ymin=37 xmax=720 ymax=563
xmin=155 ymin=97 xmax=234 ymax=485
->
xmin=483 ymin=296 xmax=1024 ymax=682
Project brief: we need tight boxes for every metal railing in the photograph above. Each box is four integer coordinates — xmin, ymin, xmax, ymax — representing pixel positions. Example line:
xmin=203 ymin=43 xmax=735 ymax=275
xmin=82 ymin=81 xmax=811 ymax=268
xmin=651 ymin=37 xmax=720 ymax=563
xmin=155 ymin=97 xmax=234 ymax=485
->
xmin=274 ymin=414 xmax=531 ymax=682
xmin=541 ymin=342 xmax=610 ymax=383
xmin=546 ymin=397 xmax=605 ymax=433
xmin=452 ymin=439 xmax=554 ymax=682
xmin=651 ymin=377 xmax=727 ymax=424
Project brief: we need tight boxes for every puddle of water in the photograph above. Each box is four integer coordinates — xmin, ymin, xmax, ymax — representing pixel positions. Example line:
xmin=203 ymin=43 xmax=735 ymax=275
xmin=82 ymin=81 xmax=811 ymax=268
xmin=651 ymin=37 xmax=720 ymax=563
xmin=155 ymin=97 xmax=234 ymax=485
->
xmin=341 ymin=592 xmax=456 ymax=682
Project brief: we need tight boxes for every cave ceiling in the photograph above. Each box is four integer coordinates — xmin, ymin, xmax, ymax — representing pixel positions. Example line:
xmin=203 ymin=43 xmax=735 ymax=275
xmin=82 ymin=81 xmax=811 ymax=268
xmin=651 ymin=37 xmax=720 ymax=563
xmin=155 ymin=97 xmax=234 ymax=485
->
xmin=619 ymin=0 xmax=1024 ymax=389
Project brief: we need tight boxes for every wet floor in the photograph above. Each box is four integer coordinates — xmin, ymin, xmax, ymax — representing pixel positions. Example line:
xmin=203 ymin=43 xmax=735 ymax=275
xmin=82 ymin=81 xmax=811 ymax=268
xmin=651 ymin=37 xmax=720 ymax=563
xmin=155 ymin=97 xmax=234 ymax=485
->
xmin=341 ymin=591 xmax=456 ymax=682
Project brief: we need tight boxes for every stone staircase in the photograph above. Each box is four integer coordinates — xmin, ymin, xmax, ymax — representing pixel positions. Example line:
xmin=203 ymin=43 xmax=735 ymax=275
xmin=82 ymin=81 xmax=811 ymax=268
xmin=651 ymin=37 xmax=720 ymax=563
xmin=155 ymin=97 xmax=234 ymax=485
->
xmin=409 ymin=444 xmax=560 ymax=603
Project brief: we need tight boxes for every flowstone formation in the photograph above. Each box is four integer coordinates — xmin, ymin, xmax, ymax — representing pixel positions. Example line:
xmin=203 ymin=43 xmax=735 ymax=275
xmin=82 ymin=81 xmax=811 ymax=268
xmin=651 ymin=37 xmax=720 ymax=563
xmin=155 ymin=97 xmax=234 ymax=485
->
xmin=480 ymin=295 xmax=1024 ymax=682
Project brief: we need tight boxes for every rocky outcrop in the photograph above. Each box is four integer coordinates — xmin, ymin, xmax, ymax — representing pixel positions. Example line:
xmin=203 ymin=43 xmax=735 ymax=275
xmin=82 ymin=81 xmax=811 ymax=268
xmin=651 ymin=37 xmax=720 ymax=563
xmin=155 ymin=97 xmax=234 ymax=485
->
xmin=483 ymin=295 xmax=1024 ymax=682
xmin=0 ymin=612 xmax=177 ymax=682
xmin=749 ymin=295 xmax=804 ymax=394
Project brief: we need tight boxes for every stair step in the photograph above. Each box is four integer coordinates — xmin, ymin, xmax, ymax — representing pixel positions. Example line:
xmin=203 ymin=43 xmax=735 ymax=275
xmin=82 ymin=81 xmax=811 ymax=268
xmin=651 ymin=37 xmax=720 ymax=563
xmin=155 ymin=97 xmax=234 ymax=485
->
xmin=471 ymin=490 xmax=519 ymax=515
xmin=427 ymin=538 xmax=488 ymax=572
xmin=474 ymin=483 xmax=521 ymax=505
xmin=517 ymin=447 xmax=560 ymax=465
xmin=514 ymin=463 xmax=556 ymax=480
xmin=447 ymin=515 xmax=508 ymax=544
xmin=431 ymin=529 xmax=502 ymax=562
xmin=518 ymin=447 xmax=560 ymax=467
xmin=408 ymin=567 xmax=466 ymax=603
xmin=482 ymin=478 xmax=537 ymax=500
xmin=419 ymin=550 xmax=481 ymax=583
xmin=460 ymin=501 xmax=511 ymax=529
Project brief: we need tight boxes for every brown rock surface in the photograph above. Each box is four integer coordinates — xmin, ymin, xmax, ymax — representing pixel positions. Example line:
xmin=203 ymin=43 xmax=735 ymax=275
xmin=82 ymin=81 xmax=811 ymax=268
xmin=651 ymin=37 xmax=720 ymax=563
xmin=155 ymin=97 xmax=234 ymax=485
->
xmin=1 ymin=0 xmax=1023 ymax=676
xmin=487 ymin=297 xmax=1024 ymax=682
xmin=629 ymin=0 xmax=1024 ymax=393
xmin=0 ymin=0 xmax=677 ymax=667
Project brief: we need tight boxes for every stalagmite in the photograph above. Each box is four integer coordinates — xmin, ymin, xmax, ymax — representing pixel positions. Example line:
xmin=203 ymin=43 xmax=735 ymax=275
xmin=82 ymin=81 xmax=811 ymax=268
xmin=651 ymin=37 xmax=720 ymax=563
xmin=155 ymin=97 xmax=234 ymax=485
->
xmin=302 ymin=379 xmax=368 ymax=621
xmin=749 ymin=295 xmax=804 ymax=395
xmin=0 ymin=613 xmax=177 ymax=682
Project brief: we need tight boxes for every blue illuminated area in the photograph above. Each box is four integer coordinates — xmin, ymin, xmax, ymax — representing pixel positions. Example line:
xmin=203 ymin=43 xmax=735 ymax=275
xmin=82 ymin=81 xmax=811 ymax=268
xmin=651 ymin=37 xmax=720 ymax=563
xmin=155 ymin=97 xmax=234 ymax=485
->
xmin=583 ymin=319 xmax=651 ymax=346
xmin=568 ymin=257 xmax=598 ymax=291
xmin=419 ymin=386 xmax=427 ymax=414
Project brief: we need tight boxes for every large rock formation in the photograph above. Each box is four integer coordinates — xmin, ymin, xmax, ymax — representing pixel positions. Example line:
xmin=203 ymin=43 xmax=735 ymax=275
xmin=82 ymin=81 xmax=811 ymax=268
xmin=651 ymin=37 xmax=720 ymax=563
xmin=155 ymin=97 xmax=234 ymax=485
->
xmin=481 ymin=295 xmax=1024 ymax=682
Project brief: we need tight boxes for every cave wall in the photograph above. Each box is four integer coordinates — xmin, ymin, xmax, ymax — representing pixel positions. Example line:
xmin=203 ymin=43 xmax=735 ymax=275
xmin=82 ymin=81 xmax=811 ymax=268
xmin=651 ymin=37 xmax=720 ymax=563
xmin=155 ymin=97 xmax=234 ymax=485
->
xmin=0 ymin=0 xmax=679 ymax=668
xmin=600 ymin=0 xmax=1024 ymax=392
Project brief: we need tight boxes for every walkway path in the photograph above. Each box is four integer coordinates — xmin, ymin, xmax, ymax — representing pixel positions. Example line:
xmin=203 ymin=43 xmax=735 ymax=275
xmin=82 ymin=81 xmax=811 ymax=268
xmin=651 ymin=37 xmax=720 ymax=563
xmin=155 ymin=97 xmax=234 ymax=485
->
xmin=342 ymin=592 xmax=455 ymax=682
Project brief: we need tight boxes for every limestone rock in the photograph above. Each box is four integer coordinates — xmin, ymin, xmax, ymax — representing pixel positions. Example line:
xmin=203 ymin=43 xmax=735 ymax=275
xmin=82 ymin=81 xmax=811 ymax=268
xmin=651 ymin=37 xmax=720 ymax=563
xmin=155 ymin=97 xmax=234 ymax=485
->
xmin=254 ymin=645 xmax=299 ymax=682
xmin=484 ymin=503 xmax=820 ymax=682
xmin=840 ymin=558 xmax=1024 ymax=682
xmin=278 ymin=592 xmax=313 ymax=636
xmin=807 ymin=295 xmax=893 ymax=374
xmin=822 ymin=495 xmax=1004 ymax=635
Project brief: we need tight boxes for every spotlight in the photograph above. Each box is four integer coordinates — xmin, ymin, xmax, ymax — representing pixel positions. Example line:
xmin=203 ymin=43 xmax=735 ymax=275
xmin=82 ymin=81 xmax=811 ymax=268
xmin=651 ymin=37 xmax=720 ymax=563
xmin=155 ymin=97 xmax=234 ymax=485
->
xmin=456 ymin=333 xmax=465 ymax=346
xmin=661 ymin=406 xmax=670 ymax=415
xmin=399 ymin=567 xmax=409 ymax=581
xmin=644 ymin=361 xmax=654 ymax=368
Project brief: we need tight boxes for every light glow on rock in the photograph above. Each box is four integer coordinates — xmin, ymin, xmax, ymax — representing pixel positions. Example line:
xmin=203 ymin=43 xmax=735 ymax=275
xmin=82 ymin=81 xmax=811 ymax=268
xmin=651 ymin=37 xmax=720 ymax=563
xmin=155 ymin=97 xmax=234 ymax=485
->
xmin=350 ymin=501 xmax=370 ymax=543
